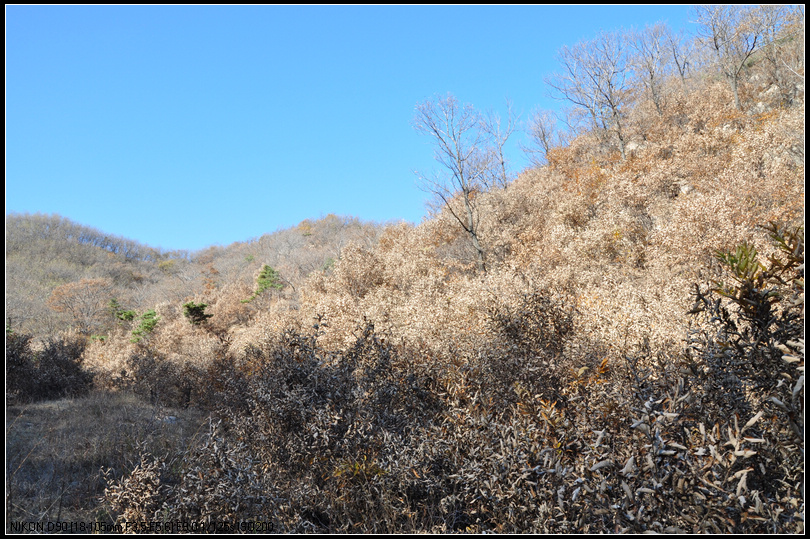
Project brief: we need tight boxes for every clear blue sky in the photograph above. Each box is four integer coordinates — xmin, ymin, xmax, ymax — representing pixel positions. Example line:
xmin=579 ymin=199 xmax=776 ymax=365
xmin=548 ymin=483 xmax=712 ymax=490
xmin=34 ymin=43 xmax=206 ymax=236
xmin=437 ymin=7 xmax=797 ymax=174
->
xmin=7 ymin=5 xmax=695 ymax=252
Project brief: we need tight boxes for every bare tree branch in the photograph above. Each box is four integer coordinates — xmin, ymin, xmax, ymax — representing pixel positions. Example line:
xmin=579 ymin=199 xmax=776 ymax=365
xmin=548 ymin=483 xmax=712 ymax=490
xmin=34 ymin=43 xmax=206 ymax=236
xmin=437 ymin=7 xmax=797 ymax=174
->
xmin=413 ymin=93 xmax=512 ymax=272
xmin=481 ymin=99 xmax=518 ymax=189
xmin=628 ymin=23 xmax=671 ymax=115
xmin=694 ymin=5 xmax=762 ymax=111
xmin=522 ymin=108 xmax=564 ymax=167
xmin=546 ymin=31 xmax=631 ymax=159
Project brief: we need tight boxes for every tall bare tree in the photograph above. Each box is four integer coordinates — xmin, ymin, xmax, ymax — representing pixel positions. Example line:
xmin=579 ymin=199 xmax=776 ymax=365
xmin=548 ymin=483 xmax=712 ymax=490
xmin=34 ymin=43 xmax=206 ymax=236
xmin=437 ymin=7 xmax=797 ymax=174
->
xmin=782 ymin=5 xmax=805 ymax=82
xmin=480 ymin=100 xmax=518 ymax=190
xmin=694 ymin=5 xmax=762 ymax=111
xmin=546 ymin=31 xmax=631 ymax=159
xmin=413 ymin=93 xmax=514 ymax=272
xmin=662 ymin=25 xmax=695 ymax=94
xmin=628 ymin=23 xmax=671 ymax=115
xmin=751 ymin=5 xmax=804 ymax=100
xmin=752 ymin=5 xmax=788 ymax=87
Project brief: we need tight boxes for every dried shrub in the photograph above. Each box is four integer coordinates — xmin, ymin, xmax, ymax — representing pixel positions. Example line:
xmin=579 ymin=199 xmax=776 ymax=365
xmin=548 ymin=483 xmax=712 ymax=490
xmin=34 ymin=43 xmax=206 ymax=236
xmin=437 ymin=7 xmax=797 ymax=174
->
xmin=101 ymin=254 xmax=804 ymax=533
xmin=102 ymin=450 xmax=166 ymax=527
xmin=103 ymin=420 xmax=269 ymax=531
xmin=6 ymin=332 xmax=93 ymax=404
xmin=685 ymin=221 xmax=804 ymax=449
xmin=6 ymin=332 xmax=38 ymax=404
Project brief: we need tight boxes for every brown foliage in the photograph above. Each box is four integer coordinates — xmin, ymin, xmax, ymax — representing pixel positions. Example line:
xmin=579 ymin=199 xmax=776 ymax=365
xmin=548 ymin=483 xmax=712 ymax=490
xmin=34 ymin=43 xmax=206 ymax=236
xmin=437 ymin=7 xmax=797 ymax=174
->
xmin=47 ymin=278 xmax=114 ymax=335
xmin=6 ymin=331 xmax=93 ymax=404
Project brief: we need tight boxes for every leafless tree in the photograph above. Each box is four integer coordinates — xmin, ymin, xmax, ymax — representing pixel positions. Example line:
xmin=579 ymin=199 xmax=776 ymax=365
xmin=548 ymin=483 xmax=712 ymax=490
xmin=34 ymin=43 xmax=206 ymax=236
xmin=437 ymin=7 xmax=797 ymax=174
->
xmin=750 ymin=5 xmax=805 ymax=100
xmin=413 ymin=93 xmax=514 ymax=272
xmin=522 ymin=108 xmax=565 ymax=167
xmin=782 ymin=5 xmax=805 ymax=82
xmin=628 ymin=23 xmax=671 ymax=115
xmin=47 ymin=278 xmax=114 ymax=334
xmin=694 ymin=5 xmax=762 ymax=111
xmin=480 ymin=100 xmax=518 ymax=190
xmin=662 ymin=26 xmax=695 ymax=94
xmin=752 ymin=5 xmax=788 ymax=86
xmin=546 ymin=31 xmax=631 ymax=159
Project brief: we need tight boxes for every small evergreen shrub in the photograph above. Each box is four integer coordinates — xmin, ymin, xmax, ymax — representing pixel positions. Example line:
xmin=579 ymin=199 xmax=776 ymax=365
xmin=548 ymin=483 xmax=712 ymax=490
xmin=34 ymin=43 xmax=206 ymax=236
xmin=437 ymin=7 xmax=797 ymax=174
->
xmin=182 ymin=302 xmax=213 ymax=325
xmin=242 ymin=265 xmax=285 ymax=303
xmin=109 ymin=298 xmax=137 ymax=323
xmin=131 ymin=310 xmax=160 ymax=342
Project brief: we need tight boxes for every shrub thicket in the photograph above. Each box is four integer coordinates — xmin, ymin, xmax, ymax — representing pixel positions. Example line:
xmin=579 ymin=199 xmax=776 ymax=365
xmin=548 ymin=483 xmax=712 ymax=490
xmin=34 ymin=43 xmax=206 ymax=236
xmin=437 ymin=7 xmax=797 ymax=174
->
xmin=6 ymin=332 xmax=93 ymax=404
xmin=102 ymin=265 xmax=804 ymax=532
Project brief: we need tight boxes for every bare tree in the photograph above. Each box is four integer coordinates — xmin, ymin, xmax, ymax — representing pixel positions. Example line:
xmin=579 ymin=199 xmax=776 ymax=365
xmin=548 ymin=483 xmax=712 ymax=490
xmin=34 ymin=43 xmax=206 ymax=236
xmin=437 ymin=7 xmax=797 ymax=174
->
xmin=628 ymin=23 xmax=671 ymax=115
xmin=751 ymin=5 xmax=804 ymax=99
xmin=413 ymin=93 xmax=513 ymax=272
xmin=781 ymin=5 xmax=805 ymax=82
xmin=47 ymin=278 xmax=114 ymax=334
xmin=694 ymin=5 xmax=762 ymax=111
xmin=480 ymin=99 xmax=518 ymax=190
xmin=546 ymin=31 xmax=631 ymax=159
xmin=546 ymin=44 xmax=604 ymax=134
xmin=753 ymin=5 xmax=788 ymax=86
xmin=662 ymin=25 xmax=695 ymax=94
xmin=522 ymin=108 xmax=565 ymax=167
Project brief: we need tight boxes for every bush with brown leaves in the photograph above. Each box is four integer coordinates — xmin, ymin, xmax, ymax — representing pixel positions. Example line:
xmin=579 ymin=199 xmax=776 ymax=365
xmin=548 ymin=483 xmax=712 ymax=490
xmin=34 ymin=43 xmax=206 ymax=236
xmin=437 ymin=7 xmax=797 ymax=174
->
xmin=6 ymin=331 xmax=93 ymax=404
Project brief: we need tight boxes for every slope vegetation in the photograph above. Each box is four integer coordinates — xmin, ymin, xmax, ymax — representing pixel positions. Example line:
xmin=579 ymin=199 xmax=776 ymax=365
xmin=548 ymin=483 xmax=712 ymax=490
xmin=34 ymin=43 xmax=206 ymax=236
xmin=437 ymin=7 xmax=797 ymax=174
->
xmin=6 ymin=7 xmax=804 ymax=533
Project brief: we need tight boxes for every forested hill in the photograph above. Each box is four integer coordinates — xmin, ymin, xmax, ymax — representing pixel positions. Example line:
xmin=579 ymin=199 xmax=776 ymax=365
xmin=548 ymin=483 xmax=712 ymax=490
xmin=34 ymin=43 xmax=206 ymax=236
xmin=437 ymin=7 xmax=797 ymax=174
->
xmin=6 ymin=212 xmax=385 ymax=336
xmin=6 ymin=213 xmax=173 ymax=334
xmin=5 ymin=212 xmax=192 ymax=262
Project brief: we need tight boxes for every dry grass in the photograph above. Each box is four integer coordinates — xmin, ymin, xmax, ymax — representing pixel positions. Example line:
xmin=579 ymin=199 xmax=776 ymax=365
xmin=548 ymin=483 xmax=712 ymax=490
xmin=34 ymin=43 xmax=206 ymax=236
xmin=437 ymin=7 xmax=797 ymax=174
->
xmin=6 ymin=390 xmax=207 ymax=530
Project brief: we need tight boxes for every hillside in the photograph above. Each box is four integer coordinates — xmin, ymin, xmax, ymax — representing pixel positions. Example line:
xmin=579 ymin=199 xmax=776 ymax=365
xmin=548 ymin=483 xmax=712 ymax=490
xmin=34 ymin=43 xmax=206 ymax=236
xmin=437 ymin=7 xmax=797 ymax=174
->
xmin=5 ymin=212 xmax=385 ymax=338
xmin=6 ymin=6 xmax=804 ymax=533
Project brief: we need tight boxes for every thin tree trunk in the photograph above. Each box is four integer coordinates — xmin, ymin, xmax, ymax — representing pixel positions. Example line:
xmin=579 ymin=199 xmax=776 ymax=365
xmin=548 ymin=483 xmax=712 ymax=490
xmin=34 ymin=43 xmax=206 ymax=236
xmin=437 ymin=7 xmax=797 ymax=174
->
xmin=730 ymin=76 xmax=743 ymax=111
xmin=463 ymin=195 xmax=486 ymax=273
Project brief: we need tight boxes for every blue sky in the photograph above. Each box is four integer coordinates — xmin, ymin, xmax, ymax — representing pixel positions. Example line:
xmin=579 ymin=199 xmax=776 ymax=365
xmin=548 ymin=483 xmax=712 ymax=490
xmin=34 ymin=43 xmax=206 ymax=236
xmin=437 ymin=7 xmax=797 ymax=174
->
xmin=7 ymin=5 xmax=695 ymax=252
